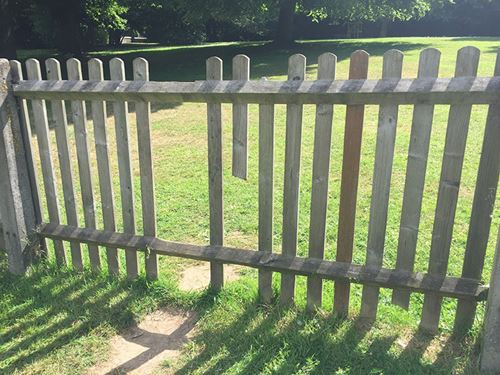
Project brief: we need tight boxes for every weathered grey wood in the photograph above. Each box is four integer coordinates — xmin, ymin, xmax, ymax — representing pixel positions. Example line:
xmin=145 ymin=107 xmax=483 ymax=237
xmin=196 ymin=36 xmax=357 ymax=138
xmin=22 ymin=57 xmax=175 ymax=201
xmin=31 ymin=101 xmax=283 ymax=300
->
xmin=480 ymin=225 xmax=500 ymax=372
xmin=88 ymin=58 xmax=120 ymax=275
xmin=280 ymin=54 xmax=306 ymax=305
xmin=38 ymin=222 xmax=489 ymax=301
xmin=454 ymin=50 xmax=500 ymax=333
xmin=134 ymin=57 xmax=157 ymax=279
xmin=232 ymin=55 xmax=250 ymax=179
xmin=258 ymin=101 xmax=274 ymax=303
xmin=67 ymin=58 xmax=101 ymax=270
xmin=0 ymin=220 xmax=4 ymax=250
xmin=14 ymin=76 xmax=500 ymax=105
xmin=45 ymin=58 xmax=83 ymax=271
xmin=334 ymin=50 xmax=369 ymax=316
xmin=392 ymin=48 xmax=441 ymax=309
xmin=207 ymin=56 xmax=224 ymax=290
xmin=9 ymin=60 xmax=45 ymax=257
xmin=306 ymin=52 xmax=336 ymax=311
xmin=361 ymin=49 xmax=404 ymax=320
xmin=110 ymin=58 xmax=138 ymax=278
xmin=420 ymin=46 xmax=480 ymax=333
xmin=25 ymin=59 xmax=66 ymax=265
xmin=0 ymin=59 xmax=39 ymax=273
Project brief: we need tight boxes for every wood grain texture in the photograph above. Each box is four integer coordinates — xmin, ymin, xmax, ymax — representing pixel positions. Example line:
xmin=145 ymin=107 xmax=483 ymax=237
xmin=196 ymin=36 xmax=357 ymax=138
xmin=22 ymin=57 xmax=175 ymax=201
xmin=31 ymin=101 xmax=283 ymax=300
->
xmin=280 ymin=54 xmax=306 ymax=305
xmin=14 ymin=76 xmax=500 ymax=105
xmin=420 ymin=46 xmax=480 ymax=333
xmin=454 ymin=50 xmax=500 ymax=333
xmin=9 ymin=60 xmax=46 ymax=257
xmin=232 ymin=55 xmax=250 ymax=179
xmin=88 ymin=58 xmax=120 ymax=275
xmin=134 ymin=57 xmax=158 ymax=279
xmin=45 ymin=58 xmax=83 ymax=271
xmin=39 ymin=222 xmax=488 ymax=302
xmin=392 ymin=48 xmax=441 ymax=309
xmin=25 ymin=59 xmax=66 ymax=265
xmin=207 ymin=56 xmax=224 ymax=290
xmin=334 ymin=50 xmax=369 ymax=316
xmin=0 ymin=59 xmax=38 ymax=273
xmin=307 ymin=52 xmax=336 ymax=311
xmin=258 ymin=100 xmax=274 ymax=304
xmin=110 ymin=58 xmax=138 ymax=278
xmin=360 ymin=49 xmax=404 ymax=320
xmin=67 ymin=58 xmax=101 ymax=270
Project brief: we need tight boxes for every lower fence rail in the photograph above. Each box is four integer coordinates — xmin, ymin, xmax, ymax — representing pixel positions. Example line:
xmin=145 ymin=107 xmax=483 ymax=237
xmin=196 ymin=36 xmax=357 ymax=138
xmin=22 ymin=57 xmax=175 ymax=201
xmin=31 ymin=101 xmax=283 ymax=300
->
xmin=38 ymin=222 xmax=488 ymax=301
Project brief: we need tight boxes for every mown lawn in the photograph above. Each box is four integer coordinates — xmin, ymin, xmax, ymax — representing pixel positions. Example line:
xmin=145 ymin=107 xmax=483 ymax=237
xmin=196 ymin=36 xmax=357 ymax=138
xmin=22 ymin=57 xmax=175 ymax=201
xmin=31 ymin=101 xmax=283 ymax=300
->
xmin=2 ymin=36 xmax=500 ymax=374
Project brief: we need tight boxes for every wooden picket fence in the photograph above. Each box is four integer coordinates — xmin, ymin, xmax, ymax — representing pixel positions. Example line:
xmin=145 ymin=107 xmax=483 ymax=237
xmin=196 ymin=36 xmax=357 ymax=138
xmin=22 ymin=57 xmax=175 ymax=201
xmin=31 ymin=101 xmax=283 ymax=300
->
xmin=0 ymin=47 xmax=499 ymax=371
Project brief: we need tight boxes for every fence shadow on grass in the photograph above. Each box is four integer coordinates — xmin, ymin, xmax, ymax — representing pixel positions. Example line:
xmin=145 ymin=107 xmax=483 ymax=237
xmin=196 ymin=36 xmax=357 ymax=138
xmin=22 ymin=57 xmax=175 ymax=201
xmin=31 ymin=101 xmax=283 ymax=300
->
xmin=173 ymin=298 xmax=480 ymax=374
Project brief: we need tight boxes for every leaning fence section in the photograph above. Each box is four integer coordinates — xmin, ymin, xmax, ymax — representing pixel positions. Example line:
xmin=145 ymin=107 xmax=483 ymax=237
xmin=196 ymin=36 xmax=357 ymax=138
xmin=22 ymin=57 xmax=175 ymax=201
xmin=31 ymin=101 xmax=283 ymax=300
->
xmin=0 ymin=46 xmax=499 ymax=370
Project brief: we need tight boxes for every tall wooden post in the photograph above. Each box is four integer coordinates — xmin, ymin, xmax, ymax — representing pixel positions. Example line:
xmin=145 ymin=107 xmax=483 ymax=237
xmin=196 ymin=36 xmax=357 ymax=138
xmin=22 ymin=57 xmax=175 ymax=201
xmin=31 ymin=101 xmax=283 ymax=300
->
xmin=481 ymin=225 xmax=500 ymax=372
xmin=0 ymin=59 xmax=39 ymax=274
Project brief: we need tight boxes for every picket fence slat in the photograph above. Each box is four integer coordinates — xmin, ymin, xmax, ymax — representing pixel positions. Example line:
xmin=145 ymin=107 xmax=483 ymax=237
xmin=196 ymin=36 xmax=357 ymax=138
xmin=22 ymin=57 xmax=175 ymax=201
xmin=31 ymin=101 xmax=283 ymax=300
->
xmin=67 ymin=58 xmax=101 ymax=270
xmin=306 ymin=52 xmax=336 ymax=311
xmin=454 ymin=50 xmax=500 ymax=332
xmin=280 ymin=54 xmax=306 ymax=305
xmin=334 ymin=50 xmax=369 ymax=316
xmin=45 ymin=58 xmax=83 ymax=270
xmin=110 ymin=58 xmax=138 ymax=278
xmin=258 ymin=100 xmax=275 ymax=304
xmin=420 ymin=46 xmax=480 ymax=332
xmin=392 ymin=48 xmax=441 ymax=309
xmin=25 ymin=59 xmax=66 ymax=265
xmin=9 ymin=60 xmax=46 ymax=255
xmin=134 ymin=57 xmax=158 ymax=280
xmin=232 ymin=55 xmax=250 ymax=180
xmin=207 ymin=56 xmax=224 ymax=290
xmin=361 ymin=49 xmax=404 ymax=320
xmin=88 ymin=58 xmax=120 ymax=275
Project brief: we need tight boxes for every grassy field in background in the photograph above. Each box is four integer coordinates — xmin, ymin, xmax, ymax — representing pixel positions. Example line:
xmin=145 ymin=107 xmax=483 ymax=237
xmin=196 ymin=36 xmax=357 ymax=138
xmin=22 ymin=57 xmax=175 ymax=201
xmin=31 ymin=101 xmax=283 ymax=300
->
xmin=2 ymin=36 xmax=500 ymax=374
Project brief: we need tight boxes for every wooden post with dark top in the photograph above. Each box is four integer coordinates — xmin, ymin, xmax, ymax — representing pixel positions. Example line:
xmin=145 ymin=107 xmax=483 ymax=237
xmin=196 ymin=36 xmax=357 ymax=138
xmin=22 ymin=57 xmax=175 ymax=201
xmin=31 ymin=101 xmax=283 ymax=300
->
xmin=0 ymin=59 xmax=39 ymax=274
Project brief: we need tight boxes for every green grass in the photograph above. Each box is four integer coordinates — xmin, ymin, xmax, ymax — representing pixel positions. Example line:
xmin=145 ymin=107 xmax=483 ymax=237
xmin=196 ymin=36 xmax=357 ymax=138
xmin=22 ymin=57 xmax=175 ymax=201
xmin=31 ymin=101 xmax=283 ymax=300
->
xmin=3 ymin=36 xmax=500 ymax=374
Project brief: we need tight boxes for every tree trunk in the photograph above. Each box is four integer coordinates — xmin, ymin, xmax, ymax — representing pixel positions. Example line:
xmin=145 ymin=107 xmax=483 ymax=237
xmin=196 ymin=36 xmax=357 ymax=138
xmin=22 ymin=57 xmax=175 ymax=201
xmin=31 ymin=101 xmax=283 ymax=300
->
xmin=0 ymin=0 xmax=17 ymax=59
xmin=276 ymin=0 xmax=296 ymax=46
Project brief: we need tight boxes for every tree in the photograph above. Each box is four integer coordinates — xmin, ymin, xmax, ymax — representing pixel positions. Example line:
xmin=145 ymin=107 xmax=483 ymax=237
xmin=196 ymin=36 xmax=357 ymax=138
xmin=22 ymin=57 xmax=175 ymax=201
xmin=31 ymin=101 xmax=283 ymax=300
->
xmin=0 ymin=0 xmax=17 ymax=59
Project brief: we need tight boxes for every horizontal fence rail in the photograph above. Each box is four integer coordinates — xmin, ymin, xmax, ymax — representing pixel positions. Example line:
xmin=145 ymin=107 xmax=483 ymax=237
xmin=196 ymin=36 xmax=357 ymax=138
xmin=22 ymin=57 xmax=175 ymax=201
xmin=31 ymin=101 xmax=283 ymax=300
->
xmin=13 ymin=76 xmax=500 ymax=104
xmin=39 ymin=222 xmax=488 ymax=301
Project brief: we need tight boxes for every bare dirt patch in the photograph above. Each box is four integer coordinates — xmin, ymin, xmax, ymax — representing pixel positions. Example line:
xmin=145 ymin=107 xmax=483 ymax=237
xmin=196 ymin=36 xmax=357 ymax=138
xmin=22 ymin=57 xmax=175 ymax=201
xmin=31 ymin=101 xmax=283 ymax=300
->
xmin=179 ymin=262 xmax=243 ymax=291
xmin=88 ymin=308 xmax=197 ymax=375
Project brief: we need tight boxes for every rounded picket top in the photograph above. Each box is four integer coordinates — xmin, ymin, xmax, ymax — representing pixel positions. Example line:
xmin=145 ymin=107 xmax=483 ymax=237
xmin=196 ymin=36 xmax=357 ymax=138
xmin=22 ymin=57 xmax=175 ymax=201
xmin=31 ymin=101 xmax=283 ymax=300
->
xmin=133 ymin=58 xmax=149 ymax=81
xmin=232 ymin=54 xmax=250 ymax=80
xmin=109 ymin=57 xmax=126 ymax=80
xmin=9 ymin=60 xmax=24 ymax=82
xmin=382 ymin=49 xmax=404 ymax=78
xmin=88 ymin=58 xmax=104 ymax=81
xmin=455 ymin=46 xmax=480 ymax=77
xmin=417 ymin=48 xmax=441 ymax=78
xmin=45 ymin=58 xmax=62 ymax=80
xmin=26 ymin=58 xmax=42 ymax=80
xmin=206 ymin=56 xmax=223 ymax=80
xmin=66 ymin=58 xmax=83 ymax=80
xmin=288 ymin=54 xmax=306 ymax=80
xmin=317 ymin=52 xmax=337 ymax=80
xmin=349 ymin=50 xmax=369 ymax=79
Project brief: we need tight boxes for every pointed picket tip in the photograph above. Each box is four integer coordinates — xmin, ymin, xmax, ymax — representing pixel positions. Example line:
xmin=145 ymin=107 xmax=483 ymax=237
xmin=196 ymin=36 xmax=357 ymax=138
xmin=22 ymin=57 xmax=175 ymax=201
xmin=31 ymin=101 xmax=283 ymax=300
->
xmin=317 ymin=53 xmax=337 ymax=80
xmin=418 ymin=48 xmax=441 ymax=78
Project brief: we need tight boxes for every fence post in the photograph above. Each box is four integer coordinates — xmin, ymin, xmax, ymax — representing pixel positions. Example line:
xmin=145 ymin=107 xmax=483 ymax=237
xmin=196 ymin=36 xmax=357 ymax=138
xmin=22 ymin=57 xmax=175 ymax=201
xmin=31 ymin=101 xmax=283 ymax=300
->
xmin=481 ymin=225 xmax=500 ymax=372
xmin=0 ymin=59 xmax=39 ymax=274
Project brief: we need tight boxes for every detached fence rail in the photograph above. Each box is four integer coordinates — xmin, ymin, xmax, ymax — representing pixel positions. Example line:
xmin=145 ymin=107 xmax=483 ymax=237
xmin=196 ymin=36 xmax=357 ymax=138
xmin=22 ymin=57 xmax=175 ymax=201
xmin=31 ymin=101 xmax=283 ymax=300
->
xmin=0 ymin=46 xmax=499 ymax=371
